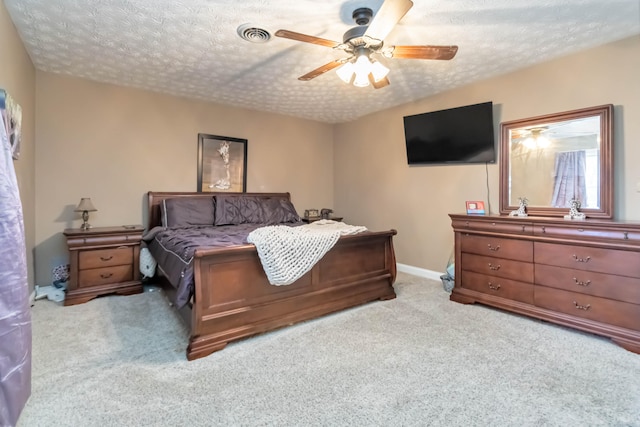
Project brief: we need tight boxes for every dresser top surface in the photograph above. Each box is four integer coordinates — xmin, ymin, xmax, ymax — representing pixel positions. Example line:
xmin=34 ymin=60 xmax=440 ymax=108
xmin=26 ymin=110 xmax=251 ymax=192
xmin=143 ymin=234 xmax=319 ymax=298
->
xmin=449 ymin=214 xmax=640 ymax=229
xmin=63 ymin=225 xmax=144 ymax=236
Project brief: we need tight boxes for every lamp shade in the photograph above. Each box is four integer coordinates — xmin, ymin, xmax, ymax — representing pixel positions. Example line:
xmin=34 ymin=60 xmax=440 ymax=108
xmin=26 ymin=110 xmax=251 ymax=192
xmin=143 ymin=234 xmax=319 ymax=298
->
xmin=75 ymin=198 xmax=97 ymax=212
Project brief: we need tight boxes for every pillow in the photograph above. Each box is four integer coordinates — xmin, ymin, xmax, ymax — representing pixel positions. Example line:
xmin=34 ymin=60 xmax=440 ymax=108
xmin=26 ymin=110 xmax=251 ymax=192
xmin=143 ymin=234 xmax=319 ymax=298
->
xmin=161 ymin=197 xmax=215 ymax=228
xmin=214 ymin=195 xmax=300 ymax=225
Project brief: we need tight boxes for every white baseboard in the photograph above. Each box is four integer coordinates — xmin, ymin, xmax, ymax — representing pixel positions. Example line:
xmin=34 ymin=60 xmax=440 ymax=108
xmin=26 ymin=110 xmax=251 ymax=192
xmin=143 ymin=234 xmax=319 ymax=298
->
xmin=396 ymin=263 xmax=443 ymax=281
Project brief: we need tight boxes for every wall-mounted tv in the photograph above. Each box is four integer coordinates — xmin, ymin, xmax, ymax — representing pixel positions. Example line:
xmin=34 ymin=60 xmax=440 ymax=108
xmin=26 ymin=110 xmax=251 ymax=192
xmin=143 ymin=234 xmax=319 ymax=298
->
xmin=403 ymin=101 xmax=496 ymax=165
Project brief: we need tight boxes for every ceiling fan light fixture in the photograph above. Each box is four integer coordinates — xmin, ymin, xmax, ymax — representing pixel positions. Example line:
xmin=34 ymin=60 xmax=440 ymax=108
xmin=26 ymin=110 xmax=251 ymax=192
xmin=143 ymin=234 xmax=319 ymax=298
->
xmin=353 ymin=72 xmax=370 ymax=87
xmin=336 ymin=62 xmax=355 ymax=84
xmin=353 ymin=53 xmax=372 ymax=75
xmin=524 ymin=128 xmax=551 ymax=149
xmin=275 ymin=1 xmax=459 ymax=89
xmin=370 ymin=60 xmax=389 ymax=82
xmin=352 ymin=53 xmax=373 ymax=87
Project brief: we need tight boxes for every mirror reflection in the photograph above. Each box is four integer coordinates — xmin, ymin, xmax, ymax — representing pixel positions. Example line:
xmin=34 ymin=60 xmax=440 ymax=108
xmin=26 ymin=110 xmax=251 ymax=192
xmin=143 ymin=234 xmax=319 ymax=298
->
xmin=509 ymin=116 xmax=601 ymax=208
xmin=499 ymin=104 xmax=613 ymax=219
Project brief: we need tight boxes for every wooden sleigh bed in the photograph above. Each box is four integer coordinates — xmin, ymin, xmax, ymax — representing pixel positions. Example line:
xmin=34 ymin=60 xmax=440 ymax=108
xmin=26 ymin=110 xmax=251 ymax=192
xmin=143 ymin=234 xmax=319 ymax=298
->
xmin=146 ymin=191 xmax=397 ymax=360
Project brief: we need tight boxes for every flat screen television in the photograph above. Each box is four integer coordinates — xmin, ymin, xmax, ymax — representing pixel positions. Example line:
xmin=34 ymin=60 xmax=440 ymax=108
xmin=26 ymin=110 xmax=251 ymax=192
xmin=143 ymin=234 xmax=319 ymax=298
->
xmin=403 ymin=101 xmax=496 ymax=165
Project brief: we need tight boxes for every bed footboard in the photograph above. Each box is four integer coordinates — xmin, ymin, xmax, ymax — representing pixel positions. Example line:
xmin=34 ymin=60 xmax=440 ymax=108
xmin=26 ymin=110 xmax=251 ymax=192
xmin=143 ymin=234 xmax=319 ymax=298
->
xmin=187 ymin=230 xmax=397 ymax=360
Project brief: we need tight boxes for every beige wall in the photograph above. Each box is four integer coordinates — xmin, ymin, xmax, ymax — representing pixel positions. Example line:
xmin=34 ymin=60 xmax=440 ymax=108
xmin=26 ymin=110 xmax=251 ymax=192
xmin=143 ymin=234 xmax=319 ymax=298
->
xmin=34 ymin=73 xmax=333 ymax=285
xmin=334 ymin=35 xmax=640 ymax=273
xmin=28 ymin=34 xmax=640 ymax=284
xmin=0 ymin=2 xmax=36 ymax=288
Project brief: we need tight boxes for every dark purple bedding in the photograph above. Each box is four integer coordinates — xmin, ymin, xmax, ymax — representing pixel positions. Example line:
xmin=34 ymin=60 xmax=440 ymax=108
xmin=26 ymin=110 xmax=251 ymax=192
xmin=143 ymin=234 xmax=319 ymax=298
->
xmin=143 ymin=223 xmax=303 ymax=308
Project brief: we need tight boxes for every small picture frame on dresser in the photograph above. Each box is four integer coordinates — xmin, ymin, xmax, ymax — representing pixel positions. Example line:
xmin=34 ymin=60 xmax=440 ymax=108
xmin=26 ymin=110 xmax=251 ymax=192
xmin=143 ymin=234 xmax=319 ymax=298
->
xmin=466 ymin=201 xmax=486 ymax=215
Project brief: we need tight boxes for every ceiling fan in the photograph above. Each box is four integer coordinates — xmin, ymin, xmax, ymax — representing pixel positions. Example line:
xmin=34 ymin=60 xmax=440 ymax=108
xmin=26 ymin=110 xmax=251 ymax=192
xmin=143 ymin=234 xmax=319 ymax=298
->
xmin=275 ymin=0 xmax=458 ymax=89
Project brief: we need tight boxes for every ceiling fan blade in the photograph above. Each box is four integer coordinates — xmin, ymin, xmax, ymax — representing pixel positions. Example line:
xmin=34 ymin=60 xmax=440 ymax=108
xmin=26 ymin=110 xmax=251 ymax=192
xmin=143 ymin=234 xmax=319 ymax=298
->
xmin=369 ymin=74 xmax=390 ymax=89
xmin=275 ymin=29 xmax=341 ymax=48
xmin=364 ymin=0 xmax=414 ymax=42
xmin=389 ymin=45 xmax=458 ymax=60
xmin=298 ymin=59 xmax=346 ymax=81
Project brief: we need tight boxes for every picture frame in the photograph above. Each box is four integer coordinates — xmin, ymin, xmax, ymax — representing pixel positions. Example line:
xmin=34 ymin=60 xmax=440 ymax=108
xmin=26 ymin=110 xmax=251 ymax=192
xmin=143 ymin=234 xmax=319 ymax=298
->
xmin=197 ymin=133 xmax=247 ymax=192
xmin=466 ymin=200 xmax=486 ymax=215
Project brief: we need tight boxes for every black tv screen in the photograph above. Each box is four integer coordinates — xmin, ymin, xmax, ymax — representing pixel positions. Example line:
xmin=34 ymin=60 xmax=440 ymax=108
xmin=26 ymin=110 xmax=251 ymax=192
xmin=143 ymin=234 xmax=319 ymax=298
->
xmin=403 ymin=101 xmax=496 ymax=165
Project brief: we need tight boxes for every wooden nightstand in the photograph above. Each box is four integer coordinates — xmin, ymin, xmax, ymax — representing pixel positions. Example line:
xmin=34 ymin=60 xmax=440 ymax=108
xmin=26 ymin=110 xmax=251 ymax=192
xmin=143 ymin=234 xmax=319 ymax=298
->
xmin=63 ymin=225 xmax=144 ymax=306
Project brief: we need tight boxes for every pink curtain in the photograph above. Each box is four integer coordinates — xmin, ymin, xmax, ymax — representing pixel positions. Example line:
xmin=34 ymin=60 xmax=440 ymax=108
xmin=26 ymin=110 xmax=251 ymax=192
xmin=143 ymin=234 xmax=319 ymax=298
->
xmin=0 ymin=109 xmax=31 ymax=426
xmin=551 ymin=151 xmax=587 ymax=208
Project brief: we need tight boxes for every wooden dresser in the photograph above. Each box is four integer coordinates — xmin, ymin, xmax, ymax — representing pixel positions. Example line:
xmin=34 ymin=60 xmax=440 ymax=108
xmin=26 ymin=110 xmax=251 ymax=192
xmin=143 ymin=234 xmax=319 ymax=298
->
xmin=63 ymin=226 xmax=144 ymax=306
xmin=449 ymin=214 xmax=640 ymax=353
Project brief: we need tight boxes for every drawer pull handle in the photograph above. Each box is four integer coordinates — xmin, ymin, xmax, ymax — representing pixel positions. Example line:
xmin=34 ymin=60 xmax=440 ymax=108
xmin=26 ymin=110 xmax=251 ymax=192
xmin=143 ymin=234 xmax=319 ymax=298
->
xmin=487 ymin=244 xmax=500 ymax=252
xmin=100 ymin=255 xmax=113 ymax=261
xmin=488 ymin=282 xmax=501 ymax=291
xmin=572 ymin=255 xmax=591 ymax=263
xmin=573 ymin=278 xmax=591 ymax=287
xmin=488 ymin=263 xmax=501 ymax=271
xmin=100 ymin=273 xmax=113 ymax=279
xmin=573 ymin=301 xmax=591 ymax=311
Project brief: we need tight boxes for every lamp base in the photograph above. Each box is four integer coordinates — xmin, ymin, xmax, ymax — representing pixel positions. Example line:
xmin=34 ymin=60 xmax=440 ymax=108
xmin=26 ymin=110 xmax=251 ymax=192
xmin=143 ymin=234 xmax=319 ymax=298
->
xmin=80 ymin=210 xmax=91 ymax=230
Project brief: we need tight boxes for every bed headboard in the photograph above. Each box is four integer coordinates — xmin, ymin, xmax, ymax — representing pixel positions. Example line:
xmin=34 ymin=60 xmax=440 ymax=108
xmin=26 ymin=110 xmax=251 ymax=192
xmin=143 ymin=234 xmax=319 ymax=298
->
xmin=147 ymin=191 xmax=292 ymax=229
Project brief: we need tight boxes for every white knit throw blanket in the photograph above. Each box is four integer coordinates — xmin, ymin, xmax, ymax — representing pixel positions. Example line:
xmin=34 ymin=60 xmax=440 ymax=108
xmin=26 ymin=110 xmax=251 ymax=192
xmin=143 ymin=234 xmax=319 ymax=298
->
xmin=247 ymin=220 xmax=367 ymax=286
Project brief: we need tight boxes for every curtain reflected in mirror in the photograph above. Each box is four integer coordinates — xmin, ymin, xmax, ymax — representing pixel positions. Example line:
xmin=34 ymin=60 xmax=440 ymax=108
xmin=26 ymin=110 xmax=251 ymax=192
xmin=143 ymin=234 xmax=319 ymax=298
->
xmin=551 ymin=151 xmax=588 ymax=208
xmin=500 ymin=105 xmax=613 ymax=218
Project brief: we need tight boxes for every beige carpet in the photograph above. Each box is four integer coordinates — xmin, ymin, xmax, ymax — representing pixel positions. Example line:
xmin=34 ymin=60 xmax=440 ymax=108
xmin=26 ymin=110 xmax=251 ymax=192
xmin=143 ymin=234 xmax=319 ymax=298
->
xmin=18 ymin=273 xmax=640 ymax=426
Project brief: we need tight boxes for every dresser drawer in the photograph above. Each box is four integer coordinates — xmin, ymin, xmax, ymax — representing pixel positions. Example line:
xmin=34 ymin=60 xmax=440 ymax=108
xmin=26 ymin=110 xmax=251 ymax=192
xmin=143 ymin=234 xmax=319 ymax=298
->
xmin=453 ymin=218 xmax=532 ymax=235
xmin=534 ymin=242 xmax=640 ymax=278
xmin=461 ymin=234 xmax=532 ymax=262
xmin=461 ymin=270 xmax=533 ymax=304
xmin=535 ymin=264 xmax=640 ymax=304
xmin=534 ymin=286 xmax=640 ymax=332
xmin=79 ymin=247 xmax=133 ymax=269
xmin=533 ymin=224 xmax=640 ymax=243
xmin=460 ymin=253 xmax=533 ymax=282
xmin=79 ymin=265 xmax=134 ymax=287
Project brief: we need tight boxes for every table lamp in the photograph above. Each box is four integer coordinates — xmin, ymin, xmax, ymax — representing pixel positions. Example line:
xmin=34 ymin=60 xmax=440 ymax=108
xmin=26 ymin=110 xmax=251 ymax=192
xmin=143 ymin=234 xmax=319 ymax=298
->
xmin=75 ymin=198 xmax=97 ymax=230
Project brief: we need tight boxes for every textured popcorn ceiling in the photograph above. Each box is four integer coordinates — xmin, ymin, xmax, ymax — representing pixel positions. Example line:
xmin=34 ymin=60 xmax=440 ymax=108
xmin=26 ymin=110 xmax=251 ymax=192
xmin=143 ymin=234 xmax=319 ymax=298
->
xmin=5 ymin=0 xmax=640 ymax=123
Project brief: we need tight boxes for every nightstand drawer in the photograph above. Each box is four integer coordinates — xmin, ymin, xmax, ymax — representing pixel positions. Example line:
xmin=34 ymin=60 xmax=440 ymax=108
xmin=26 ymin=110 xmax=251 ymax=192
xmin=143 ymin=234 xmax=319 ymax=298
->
xmin=79 ymin=265 xmax=134 ymax=287
xmin=79 ymin=247 xmax=133 ymax=269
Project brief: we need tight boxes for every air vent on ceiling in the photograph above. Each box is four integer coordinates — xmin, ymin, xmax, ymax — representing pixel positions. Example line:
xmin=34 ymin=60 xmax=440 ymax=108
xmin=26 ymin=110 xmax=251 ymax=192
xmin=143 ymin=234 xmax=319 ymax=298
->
xmin=237 ymin=24 xmax=271 ymax=43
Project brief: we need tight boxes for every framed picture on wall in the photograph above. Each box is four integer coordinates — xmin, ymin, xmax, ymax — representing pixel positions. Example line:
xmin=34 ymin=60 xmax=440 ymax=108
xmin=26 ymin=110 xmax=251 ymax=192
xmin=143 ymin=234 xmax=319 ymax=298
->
xmin=197 ymin=133 xmax=247 ymax=192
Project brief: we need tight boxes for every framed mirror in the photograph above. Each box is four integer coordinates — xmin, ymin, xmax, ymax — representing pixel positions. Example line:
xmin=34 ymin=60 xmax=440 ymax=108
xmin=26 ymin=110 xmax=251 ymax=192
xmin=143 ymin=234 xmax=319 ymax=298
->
xmin=499 ymin=104 xmax=613 ymax=218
